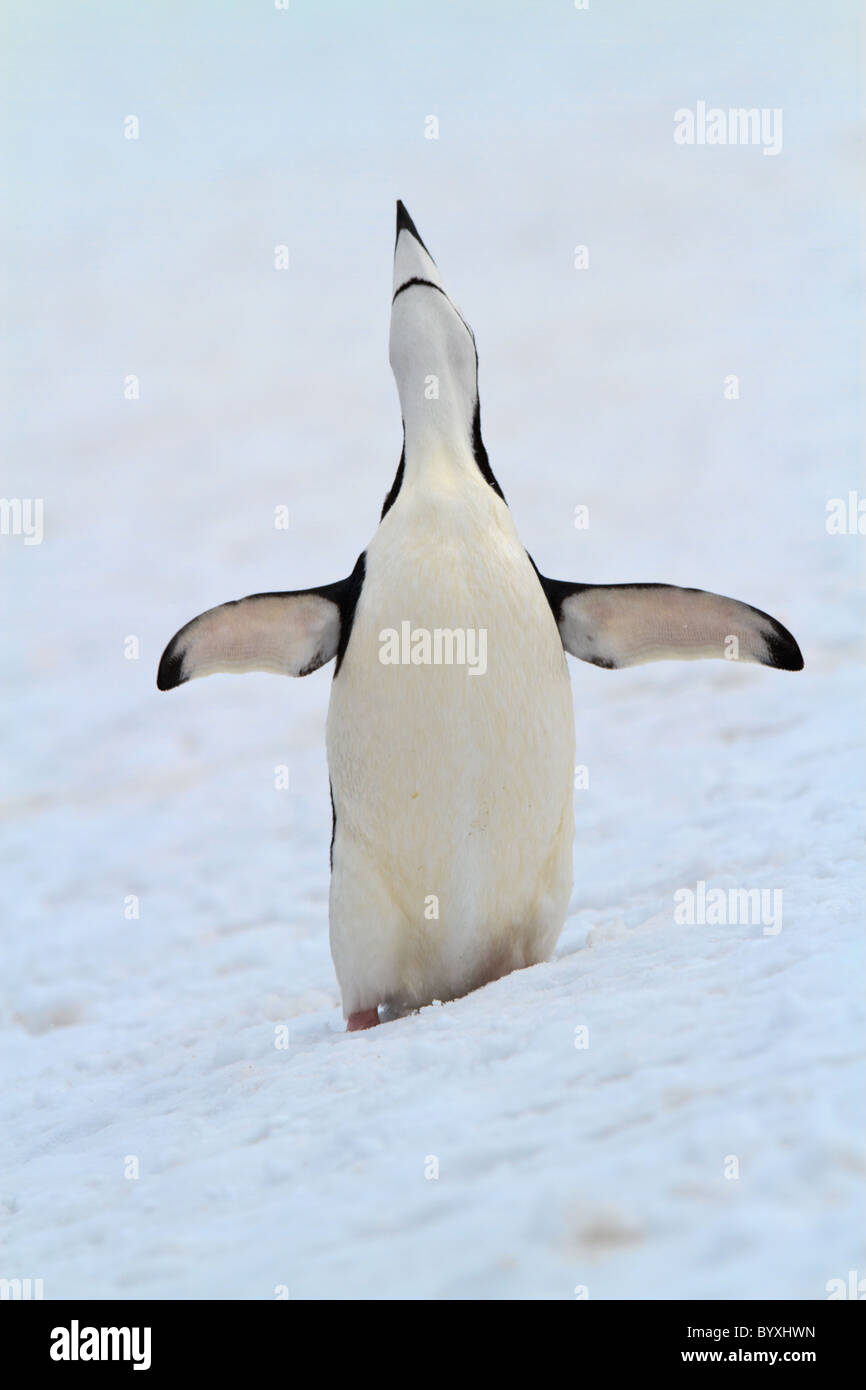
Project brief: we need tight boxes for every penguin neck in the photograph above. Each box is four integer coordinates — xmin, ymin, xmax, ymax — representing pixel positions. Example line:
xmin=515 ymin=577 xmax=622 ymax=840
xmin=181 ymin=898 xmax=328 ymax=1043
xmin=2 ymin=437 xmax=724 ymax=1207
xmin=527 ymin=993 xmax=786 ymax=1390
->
xmin=399 ymin=392 xmax=481 ymax=494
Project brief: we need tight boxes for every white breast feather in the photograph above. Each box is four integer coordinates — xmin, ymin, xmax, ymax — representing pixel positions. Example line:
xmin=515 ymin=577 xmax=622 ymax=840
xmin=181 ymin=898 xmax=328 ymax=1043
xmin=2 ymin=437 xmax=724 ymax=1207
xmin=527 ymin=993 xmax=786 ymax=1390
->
xmin=326 ymin=466 xmax=575 ymax=1016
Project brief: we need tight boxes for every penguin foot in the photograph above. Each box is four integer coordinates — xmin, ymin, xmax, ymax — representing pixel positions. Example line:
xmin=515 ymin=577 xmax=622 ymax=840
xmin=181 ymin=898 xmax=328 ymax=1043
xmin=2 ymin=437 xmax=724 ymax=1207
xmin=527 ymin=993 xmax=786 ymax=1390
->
xmin=346 ymin=1008 xmax=380 ymax=1032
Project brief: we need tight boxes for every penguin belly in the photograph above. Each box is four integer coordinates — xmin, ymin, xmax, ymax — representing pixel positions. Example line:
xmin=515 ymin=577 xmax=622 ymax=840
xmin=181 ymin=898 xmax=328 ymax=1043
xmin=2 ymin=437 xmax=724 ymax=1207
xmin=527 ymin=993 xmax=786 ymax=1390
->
xmin=326 ymin=482 xmax=575 ymax=1017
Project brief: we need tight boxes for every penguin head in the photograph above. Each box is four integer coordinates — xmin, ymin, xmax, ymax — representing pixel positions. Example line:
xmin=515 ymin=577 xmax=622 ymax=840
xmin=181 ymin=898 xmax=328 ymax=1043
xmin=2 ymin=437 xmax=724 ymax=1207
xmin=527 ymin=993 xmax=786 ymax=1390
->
xmin=389 ymin=201 xmax=480 ymax=461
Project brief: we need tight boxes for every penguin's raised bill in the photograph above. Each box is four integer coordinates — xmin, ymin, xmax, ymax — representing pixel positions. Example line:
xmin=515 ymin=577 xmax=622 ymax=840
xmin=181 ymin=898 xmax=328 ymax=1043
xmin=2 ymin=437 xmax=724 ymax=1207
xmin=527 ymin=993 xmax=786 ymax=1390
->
xmin=158 ymin=201 xmax=803 ymax=1032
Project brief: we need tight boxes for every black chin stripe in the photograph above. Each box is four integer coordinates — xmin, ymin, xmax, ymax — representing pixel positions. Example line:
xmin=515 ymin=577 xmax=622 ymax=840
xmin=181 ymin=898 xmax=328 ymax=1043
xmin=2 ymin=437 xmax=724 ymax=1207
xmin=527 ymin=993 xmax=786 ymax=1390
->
xmin=392 ymin=277 xmax=448 ymax=303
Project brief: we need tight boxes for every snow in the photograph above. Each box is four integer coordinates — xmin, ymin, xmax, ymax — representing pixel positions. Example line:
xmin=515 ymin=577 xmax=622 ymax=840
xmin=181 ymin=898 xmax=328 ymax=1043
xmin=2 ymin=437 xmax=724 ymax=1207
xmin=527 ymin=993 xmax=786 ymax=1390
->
xmin=2 ymin=0 xmax=863 ymax=1299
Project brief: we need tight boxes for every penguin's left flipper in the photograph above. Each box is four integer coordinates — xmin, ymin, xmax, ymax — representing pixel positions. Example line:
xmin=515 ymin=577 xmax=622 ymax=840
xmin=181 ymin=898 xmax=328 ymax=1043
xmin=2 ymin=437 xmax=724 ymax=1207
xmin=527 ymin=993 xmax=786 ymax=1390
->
xmin=537 ymin=576 xmax=804 ymax=671
xmin=157 ymin=560 xmax=365 ymax=691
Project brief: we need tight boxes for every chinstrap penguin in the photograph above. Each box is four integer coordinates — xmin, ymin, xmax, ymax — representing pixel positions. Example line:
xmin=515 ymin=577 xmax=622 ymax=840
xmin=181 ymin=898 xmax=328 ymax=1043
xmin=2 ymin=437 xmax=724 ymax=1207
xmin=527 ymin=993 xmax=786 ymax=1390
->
xmin=158 ymin=201 xmax=803 ymax=1030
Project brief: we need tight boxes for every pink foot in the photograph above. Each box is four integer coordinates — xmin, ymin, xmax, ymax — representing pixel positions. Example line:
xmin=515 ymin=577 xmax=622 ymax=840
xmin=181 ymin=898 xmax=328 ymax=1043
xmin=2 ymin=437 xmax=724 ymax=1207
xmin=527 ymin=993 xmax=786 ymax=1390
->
xmin=346 ymin=1008 xmax=380 ymax=1032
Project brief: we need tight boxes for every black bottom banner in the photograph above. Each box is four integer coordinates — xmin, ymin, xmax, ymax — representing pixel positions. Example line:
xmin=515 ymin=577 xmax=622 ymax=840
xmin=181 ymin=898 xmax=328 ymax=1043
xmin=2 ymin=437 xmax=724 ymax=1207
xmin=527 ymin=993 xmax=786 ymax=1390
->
xmin=4 ymin=1297 xmax=859 ymax=1375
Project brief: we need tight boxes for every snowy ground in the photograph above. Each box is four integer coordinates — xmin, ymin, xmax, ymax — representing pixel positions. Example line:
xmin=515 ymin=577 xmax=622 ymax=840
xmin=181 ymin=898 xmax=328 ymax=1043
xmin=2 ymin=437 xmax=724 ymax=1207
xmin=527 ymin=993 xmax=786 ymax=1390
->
xmin=2 ymin=1 xmax=863 ymax=1299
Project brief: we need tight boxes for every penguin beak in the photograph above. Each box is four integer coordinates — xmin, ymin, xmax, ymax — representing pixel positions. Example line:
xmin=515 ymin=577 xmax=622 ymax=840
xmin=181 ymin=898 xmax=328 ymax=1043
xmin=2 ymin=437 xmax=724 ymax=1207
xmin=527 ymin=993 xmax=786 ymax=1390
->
xmin=392 ymin=200 xmax=445 ymax=297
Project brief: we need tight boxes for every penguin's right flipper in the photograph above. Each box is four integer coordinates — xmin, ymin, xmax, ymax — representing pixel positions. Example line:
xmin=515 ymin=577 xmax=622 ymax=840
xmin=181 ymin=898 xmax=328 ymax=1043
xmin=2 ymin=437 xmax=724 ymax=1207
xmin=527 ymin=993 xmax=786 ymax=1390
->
xmin=157 ymin=558 xmax=365 ymax=690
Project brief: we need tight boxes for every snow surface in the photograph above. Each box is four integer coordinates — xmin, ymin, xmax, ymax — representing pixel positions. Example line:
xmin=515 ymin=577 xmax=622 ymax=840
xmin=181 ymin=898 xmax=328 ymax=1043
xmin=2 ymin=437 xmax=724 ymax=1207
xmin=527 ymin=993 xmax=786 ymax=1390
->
xmin=2 ymin=0 xmax=863 ymax=1299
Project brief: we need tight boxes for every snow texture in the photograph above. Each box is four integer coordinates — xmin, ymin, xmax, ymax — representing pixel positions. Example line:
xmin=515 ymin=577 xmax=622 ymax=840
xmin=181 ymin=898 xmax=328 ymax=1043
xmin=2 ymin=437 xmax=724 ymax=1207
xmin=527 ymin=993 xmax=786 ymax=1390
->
xmin=2 ymin=0 xmax=863 ymax=1299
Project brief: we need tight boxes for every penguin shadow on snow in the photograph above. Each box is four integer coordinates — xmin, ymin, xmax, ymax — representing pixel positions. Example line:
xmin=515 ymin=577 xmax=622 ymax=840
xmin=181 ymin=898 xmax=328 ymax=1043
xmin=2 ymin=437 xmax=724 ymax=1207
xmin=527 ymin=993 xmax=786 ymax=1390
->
xmin=157 ymin=202 xmax=804 ymax=1033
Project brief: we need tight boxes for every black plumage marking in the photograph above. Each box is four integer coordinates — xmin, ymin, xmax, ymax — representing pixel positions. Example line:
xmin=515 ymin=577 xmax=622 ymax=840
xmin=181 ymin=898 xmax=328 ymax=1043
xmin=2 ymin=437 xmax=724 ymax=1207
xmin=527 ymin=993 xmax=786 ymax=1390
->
xmin=331 ymin=552 xmax=366 ymax=675
xmin=527 ymin=558 xmax=583 ymax=625
xmin=471 ymin=401 xmax=505 ymax=503
xmin=380 ymin=441 xmax=405 ymax=520
xmin=757 ymin=615 xmax=804 ymax=671
xmin=156 ymin=640 xmax=187 ymax=691
xmin=297 ymin=649 xmax=328 ymax=678
xmin=392 ymin=276 xmax=448 ymax=304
